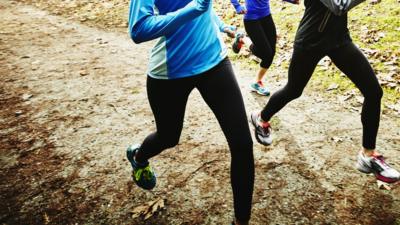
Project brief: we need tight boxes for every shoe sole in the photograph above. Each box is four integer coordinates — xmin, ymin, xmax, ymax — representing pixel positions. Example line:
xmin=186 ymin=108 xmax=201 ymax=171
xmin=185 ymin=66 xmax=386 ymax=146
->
xmin=250 ymin=88 xmax=270 ymax=96
xmin=375 ymin=173 xmax=400 ymax=183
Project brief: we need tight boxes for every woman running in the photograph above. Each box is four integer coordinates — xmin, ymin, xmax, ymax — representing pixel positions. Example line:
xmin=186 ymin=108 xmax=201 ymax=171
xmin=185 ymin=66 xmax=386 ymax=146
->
xmin=230 ymin=0 xmax=298 ymax=96
xmin=127 ymin=0 xmax=254 ymax=224
xmin=250 ymin=0 xmax=400 ymax=182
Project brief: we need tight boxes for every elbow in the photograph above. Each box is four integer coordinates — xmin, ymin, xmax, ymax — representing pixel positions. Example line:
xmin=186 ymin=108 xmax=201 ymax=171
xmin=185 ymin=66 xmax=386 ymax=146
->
xmin=130 ymin=25 xmax=149 ymax=43
xmin=129 ymin=22 xmax=148 ymax=44
xmin=130 ymin=32 xmax=144 ymax=44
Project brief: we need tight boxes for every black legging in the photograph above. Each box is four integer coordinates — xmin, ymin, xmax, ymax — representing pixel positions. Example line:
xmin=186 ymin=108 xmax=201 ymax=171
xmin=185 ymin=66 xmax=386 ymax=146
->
xmin=261 ymin=42 xmax=383 ymax=149
xmin=244 ymin=15 xmax=277 ymax=69
xmin=135 ymin=58 xmax=254 ymax=221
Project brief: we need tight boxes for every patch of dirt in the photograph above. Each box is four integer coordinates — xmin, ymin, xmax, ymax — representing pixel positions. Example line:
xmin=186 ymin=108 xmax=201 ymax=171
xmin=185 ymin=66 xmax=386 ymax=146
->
xmin=0 ymin=1 xmax=399 ymax=225
xmin=0 ymin=50 xmax=100 ymax=224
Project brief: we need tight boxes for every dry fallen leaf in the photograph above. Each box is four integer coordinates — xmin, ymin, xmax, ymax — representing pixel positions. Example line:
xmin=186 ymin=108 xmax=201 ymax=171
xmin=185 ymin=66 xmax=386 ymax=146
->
xmin=43 ymin=212 xmax=50 ymax=224
xmin=377 ymin=180 xmax=391 ymax=190
xmin=131 ymin=198 xmax=165 ymax=220
xmin=131 ymin=205 xmax=149 ymax=219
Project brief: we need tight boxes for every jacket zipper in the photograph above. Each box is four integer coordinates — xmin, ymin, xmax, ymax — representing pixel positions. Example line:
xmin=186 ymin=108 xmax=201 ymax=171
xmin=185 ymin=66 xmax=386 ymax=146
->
xmin=318 ymin=10 xmax=331 ymax=32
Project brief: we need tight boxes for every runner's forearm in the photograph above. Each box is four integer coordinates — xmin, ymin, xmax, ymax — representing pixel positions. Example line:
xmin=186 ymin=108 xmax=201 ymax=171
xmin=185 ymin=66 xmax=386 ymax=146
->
xmin=129 ymin=0 xmax=210 ymax=43
xmin=211 ymin=9 xmax=227 ymax=32
xmin=230 ymin=0 xmax=245 ymax=13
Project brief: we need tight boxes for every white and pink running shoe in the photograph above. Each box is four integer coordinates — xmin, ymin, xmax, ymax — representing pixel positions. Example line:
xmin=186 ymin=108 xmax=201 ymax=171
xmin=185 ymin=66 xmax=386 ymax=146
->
xmin=356 ymin=151 xmax=400 ymax=183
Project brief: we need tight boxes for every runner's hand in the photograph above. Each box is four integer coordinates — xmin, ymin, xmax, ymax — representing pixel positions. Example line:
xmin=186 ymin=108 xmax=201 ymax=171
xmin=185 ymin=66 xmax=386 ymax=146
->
xmin=235 ymin=5 xmax=247 ymax=14
xmin=224 ymin=26 xmax=236 ymax=38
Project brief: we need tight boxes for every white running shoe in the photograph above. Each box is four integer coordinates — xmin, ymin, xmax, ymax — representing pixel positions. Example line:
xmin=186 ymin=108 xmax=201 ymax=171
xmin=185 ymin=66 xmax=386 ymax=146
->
xmin=250 ymin=112 xmax=272 ymax=146
xmin=356 ymin=151 xmax=400 ymax=183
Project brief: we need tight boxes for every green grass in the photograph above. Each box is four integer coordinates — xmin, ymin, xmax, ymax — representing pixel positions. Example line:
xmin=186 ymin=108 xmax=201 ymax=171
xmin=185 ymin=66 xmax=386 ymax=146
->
xmin=216 ymin=0 xmax=400 ymax=108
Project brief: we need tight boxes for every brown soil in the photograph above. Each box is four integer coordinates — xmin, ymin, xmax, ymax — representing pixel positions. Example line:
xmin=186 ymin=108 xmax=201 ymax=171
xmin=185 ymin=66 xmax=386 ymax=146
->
xmin=1 ymin=1 xmax=399 ymax=224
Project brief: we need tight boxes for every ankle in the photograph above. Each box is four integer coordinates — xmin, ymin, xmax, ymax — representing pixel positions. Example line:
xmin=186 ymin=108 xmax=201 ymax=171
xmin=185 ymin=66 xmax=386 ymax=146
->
xmin=134 ymin=153 xmax=148 ymax=166
xmin=257 ymin=114 xmax=269 ymax=125
xmin=363 ymin=148 xmax=377 ymax=157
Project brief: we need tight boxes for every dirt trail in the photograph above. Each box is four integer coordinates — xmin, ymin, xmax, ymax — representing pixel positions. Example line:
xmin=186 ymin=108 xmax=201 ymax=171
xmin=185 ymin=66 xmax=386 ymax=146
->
xmin=1 ymin=0 xmax=399 ymax=224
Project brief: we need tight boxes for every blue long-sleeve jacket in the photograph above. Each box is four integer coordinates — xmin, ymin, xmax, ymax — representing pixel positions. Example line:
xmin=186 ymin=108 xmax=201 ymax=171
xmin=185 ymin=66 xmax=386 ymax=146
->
xmin=128 ymin=0 xmax=228 ymax=79
xmin=230 ymin=0 xmax=271 ymax=20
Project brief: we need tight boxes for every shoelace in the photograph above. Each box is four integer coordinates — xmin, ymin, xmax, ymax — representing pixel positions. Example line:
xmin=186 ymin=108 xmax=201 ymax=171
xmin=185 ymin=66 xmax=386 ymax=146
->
xmin=135 ymin=166 xmax=153 ymax=181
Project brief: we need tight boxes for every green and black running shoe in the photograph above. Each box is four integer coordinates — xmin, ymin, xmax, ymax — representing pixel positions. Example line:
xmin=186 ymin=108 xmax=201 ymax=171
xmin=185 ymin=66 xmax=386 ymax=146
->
xmin=126 ymin=144 xmax=156 ymax=190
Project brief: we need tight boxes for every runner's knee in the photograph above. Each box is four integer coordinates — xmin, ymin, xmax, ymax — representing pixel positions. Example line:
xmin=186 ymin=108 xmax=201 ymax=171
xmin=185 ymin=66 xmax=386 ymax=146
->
xmin=157 ymin=132 xmax=180 ymax=149
xmin=285 ymin=85 xmax=304 ymax=100
xmin=251 ymin=44 xmax=275 ymax=69
xmin=373 ymin=86 xmax=383 ymax=100
xmin=363 ymin=84 xmax=383 ymax=101
xmin=230 ymin=135 xmax=253 ymax=158
xmin=163 ymin=137 xmax=180 ymax=149
xmin=260 ymin=57 xmax=273 ymax=69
